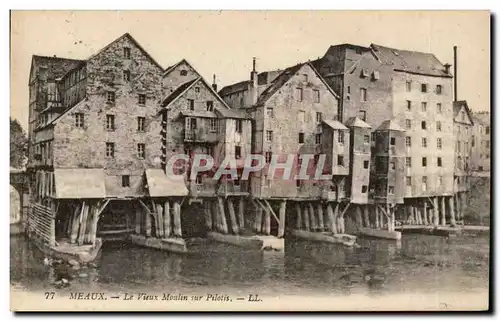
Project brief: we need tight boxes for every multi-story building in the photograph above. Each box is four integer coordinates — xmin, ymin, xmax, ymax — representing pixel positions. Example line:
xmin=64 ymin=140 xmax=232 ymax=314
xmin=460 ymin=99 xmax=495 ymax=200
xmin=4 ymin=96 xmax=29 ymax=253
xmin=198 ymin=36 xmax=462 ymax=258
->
xmin=313 ymin=43 xmax=456 ymax=226
xmin=471 ymin=111 xmax=491 ymax=172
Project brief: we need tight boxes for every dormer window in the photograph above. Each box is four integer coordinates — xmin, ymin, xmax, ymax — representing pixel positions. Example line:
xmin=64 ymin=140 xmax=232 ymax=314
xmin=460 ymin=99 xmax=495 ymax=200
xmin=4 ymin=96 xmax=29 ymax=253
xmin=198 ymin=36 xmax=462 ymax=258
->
xmin=180 ymin=70 xmax=188 ymax=76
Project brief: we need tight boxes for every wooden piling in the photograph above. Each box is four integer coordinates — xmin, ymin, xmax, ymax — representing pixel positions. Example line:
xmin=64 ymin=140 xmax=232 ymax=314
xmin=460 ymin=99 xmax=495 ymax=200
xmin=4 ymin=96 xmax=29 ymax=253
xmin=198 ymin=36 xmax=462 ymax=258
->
xmin=356 ymin=205 xmax=363 ymax=228
xmin=440 ymin=196 xmax=446 ymax=226
xmin=145 ymin=206 xmax=152 ymax=237
xmin=135 ymin=204 xmax=141 ymax=234
xmin=278 ymin=200 xmax=286 ymax=238
xmin=173 ymin=201 xmax=182 ymax=237
xmin=327 ymin=203 xmax=336 ymax=233
xmin=303 ymin=204 xmax=310 ymax=231
xmin=255 ymin=205 xmax=263 ymax=233
xmin=296 ymin=203 xmax=302 ymax=230
xmin=238 ymin=197 xmax=245 ymax=230
xmin=228 ymin=199 xmax=239 ymax=235
xmin=375 ymin=205 xmax=380 ymax=228
xmin=263 ymin=206 xmax=271 ymax=235
xmin=70 ymin=203 xmax=82 ymax=243
xmin=460 ymin=192 xmax=467 ymax=220
xmin=433 ymin=197 xmax=439 ymax=226
xmin=363 ymin=205 xmax=370 ymax=228
xmin=164 ymin=201 xmax=171 ymax=237
xmin=308 ymin=203 xmax=317 ymax=231
xmin=217 ymin=197 xmax=228 ymax=234
xmin=449 ymin=196 xmax=456 ymax=226
xmin=156 ymin=203 xmax=164 ymax=238
xmin=204 ymin=200 xmax=212 ymax=231
xmin=78 ymin=202 xmax=89 ymax=245
xmin=50 ymin=200 xmax=57 ymax=247
xmin=422 ymin=201 xmax=429 ymax=225
xmin=89 ymin=204 xmax=99 ymax=245
xmin=316 ymin=203 xmax=324 ymax=231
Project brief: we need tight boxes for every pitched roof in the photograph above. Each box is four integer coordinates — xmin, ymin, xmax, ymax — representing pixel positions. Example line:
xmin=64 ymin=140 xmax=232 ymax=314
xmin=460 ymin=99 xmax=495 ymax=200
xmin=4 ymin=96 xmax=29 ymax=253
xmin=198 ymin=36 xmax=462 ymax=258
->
xmin=218 ymin=80 xmax=250 ymax=97
xmin=163 ymin=58 xmax=196 ymax=77
xmin=376 ymin=119 xmax=405 ymax=131
xmin=179 ymin=110 xmax=217 ymax=119
xmin=322 ymin=119 xmax=348 ymax=130
xmin=472 ymin=112 xmax=490 ymax=126
xmin=344 ymin=116 xmax=371 ymax=128
xmin=453 ymin=100 xmax=474 ymax=125
xmin=145 ymin=169 xmax=188 ymax=197
xmin=53 ymin=168 xmax=106 ymax=199
xmin=370 ymin=44 xmax=451 ymax=78
xmin=215 ymin=108 xmax=250 ymax=119
xmin=30 ymin=55 xmax=85 ymax=81
xmin=161 ymin=78 xmax=199 ymax=107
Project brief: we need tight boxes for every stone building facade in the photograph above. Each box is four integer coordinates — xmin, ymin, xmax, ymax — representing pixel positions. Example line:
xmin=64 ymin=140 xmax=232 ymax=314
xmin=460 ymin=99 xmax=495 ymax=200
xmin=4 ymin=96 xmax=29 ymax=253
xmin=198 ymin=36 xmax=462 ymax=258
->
xmin=471 ymin=111 xmax=491 ymax=172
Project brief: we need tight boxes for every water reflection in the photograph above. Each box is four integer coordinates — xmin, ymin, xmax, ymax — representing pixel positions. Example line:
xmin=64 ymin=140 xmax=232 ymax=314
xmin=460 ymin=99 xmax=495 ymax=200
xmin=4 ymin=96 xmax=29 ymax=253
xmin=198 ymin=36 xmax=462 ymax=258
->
xmin=10 ymin=233 xmax=489 ymax=296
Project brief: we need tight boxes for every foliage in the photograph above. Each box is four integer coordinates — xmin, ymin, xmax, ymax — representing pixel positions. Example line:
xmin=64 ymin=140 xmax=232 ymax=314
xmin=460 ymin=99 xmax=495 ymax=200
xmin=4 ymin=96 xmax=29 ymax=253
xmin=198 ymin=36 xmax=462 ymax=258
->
xmin=10 ymin=118 xmax=27 ymax=168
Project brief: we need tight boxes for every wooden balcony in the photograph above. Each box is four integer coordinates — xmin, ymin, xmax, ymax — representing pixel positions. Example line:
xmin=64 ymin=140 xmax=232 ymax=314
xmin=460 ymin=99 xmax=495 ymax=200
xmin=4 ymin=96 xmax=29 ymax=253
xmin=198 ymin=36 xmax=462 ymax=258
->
xmin=184 ymin=128 xmax=219 ymax=143
xmin=218 ymin=181 xmax=249 ymax=196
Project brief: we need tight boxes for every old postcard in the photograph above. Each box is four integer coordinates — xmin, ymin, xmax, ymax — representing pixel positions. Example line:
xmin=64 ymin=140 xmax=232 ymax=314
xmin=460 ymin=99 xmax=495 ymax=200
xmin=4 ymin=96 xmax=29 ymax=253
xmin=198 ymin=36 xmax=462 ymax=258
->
xmin=10 ymin=10 xmax=491 ymax=311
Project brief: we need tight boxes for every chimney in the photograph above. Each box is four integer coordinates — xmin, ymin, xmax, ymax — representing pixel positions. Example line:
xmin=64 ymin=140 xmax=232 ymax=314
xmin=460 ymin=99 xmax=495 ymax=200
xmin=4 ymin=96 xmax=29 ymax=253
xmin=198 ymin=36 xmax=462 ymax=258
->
xmin=453 ymin=45 xmax=458 ymax=102
xmin=212 ymin=74 xmax=217 ymax=92
xmin=444 ymin=63 xmax=451 ymax=74
xmin=248 ymin=57 xmax=258 ymax=106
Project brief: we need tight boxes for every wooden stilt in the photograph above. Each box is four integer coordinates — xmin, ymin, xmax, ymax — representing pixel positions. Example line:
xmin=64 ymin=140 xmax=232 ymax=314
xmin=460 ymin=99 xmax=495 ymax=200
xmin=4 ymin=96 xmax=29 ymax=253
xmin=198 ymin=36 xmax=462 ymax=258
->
xmin=375 ymin=205 xmax=380 ymax=228
xmin=135 ymin=204 xmax=141 ymax=235
xmin=70 ymin=203 xmax=82 ymax=244
xmin=303 ymin=204 xmax=310 ymax=231
xmin=390 ymin=206 xmax=396 ymax=232
xmin=228 ymin=199 xmax=239 ymax=235
xmin=327 ymin=203 xmax=336 ymax=233
xmin=296 ymin=203 xmax=302 ymax=230
xmin=217 ymin=197 xmax=228 ymax=234
xmin=204 ymin=200 xmax=212 ymax=232
xmin=356 ymin=205 xmax=363 ymax=228
xmin=85 ymin=203 xmax=95 ymax=244
xmin=164 ymin=201 xmax=171 ymax=237
xmin=255 ymin=204 xmax=263 ymax=233
xmin=433 ymin=197 xmax=439 ymax=226
xmin=449 ymin=196 xmax=456 ymax=226
xmin=278 ymin=200 xmax=286 ymax=238
xmin=263 ymin=205 xmax=271 ymax=235
xmin=460 ymin=192 xmax=467 ymax=220
xmin=145 ymin=205 xmax=152 ymax=237
xmin=308 ymin=203 xmax=317 ymax=231
xmin=238 ymin=197 xmax=245 ymax=230
xmin=156 ymin=203 xmax=164 ymax=238
xmin=50 ymin=200 xmax=57 ymax=247
xmin=78 ymin=202 xmax=89 ymax=245
xmin=422 ymin=201 xmax=429 ymax=225
xmin=173 ymin=201 xmax=182 ymax=237
xmin=316 ymin=203 xmax=324 ymax=231
xmin=363 ymin=205 xmax=370 ymax=228
xmin=455 ymin=194 xmax=461 ymax=221
xmin=440 ymin=196 xmax=446 ymax=226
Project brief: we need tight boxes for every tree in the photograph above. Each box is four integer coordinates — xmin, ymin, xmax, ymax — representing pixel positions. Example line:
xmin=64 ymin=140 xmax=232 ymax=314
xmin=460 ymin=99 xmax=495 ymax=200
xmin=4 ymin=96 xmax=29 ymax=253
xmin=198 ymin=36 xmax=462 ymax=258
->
xmin=10 ymin=117 xmax=27 ymax=168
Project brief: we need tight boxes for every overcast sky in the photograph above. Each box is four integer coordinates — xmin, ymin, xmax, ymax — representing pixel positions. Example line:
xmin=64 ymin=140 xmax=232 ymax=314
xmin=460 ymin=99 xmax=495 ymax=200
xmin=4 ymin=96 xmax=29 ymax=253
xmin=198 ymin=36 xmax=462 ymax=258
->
xmin=11 ymin=10 xmax=490 ymax=130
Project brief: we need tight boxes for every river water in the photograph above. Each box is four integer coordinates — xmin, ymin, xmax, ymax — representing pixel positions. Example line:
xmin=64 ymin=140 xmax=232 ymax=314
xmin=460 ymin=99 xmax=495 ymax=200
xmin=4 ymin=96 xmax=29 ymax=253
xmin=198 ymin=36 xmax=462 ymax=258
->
xmin=10 ymin=232 xmax=490 ymax=300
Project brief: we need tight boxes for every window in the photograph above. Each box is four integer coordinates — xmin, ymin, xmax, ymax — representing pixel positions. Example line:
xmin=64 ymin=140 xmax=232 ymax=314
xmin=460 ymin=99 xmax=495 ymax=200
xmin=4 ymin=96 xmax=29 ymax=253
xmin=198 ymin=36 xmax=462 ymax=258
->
xmin=265 ymin=152 xmax=272 ymax=163
xmin=296 ymin=179 xmax=301 ymax=188
xmin=406 ymin=136 xmax=412 ymax=147
xmin=74 ymin=113 xmax=84 ymax=128
xmin=206 ymin=146 xmax=213 ymax=157
xmin=360 ymin=88 xmax=367 ymax=102
xmin=206 ymin=101 xmax=214 ymax=112
xmin=422 ymin=137 xmax=427 ymax=148
xmin=406 ymin=100 xmax=412 ymax=111
xmin=406 ymin=81 xmax=412 ymax=92
xmin=364 ymin=135 xmax=370 ymax=144
xmin=406 ymin=176 xmax=412 ymax=186
xmin=359 ymin=110 xmax=367 ymax=121
xmin=437 ymin=157 xmax=442 ymax=167
xmin=421 ymin=83 xmax=427 ymax=93
xmin=314 ymin=90 xmax=320 ymax=103
xmin=123 ymin=70 xmax=131 ymax=82
xmin=390 ymin=137 xmax=396 ymax=146
xmin=296 ymin=88 xmax=303 ymax=101
xmin=187 ymin=99 xmax=194 ymax=110
xmin=437 ymin=138 xmax=442 ymax=149
xmin=209 ymin=119 xmax=218 ymax=132
xmin=421 ymin=102 xmax=427 ymax=112
xmin=406 ymin=157 xmax=411 ymax=167
xmin=298 ymin=132 xmax=305 ymax=143
xmin=390 ymin=161 xmax=396 ymax=170
xmin=388 ymin=186 xmax=395 ymax=195
xmin=195 ymin=87 xmax=200 ymax=93
xmin=421 ymin=121 xmax=427 ymax=130
xmin=236 ymin=119 xmax=242 ymax=133
xmin=106 ymin=114 xmax=115 ymax=131
xmin=266 ymin=130 xmax=273 ymax=142
xmin=302 ymin=74 xmax=308 ymax=82
xmin=298 ymin=110 xmax=305 ymax=123
xmin=372 ymin=71 xmax=380 ymax=80
xmin=195 ymin=174 xmax=203 ymax=185
xmin=422 ymin=176 xmax=428 ymax=191
xmin=315 ymin=133 xmax=321 ymax=145
xmin=422 ymin=157 xmax=427 ymax=167
xmin=107 ymin=91 xmax=115 ymax=103
xmin=486 ymin=126 xmax=490 ymax=134
xmin=267 ymin=108 xmax=274 ymax=117
xmin=137 ymin=143 xmax=145 ymax=159
xmin=436 ymin=85 xmax=442 ymax=94
xmin=436 ymin=121 xmax=441 ymax=132
xmin=405 ymin=119 xmax=411 ymax=129
xmin=437 ymin=103 xmax=442 ymax=113
xmin=180 ymin=70 xmax=188 ymax=76
xmin=338 ymin=131 xmax=345 ymax=144
xmin=361 ymin=185 xmax=368 ymax=193
xmin=138 ymin=94 xmax=146 ymax=105
xmin=123 ymin=47 xmax=131 ymax=59
xmin=337 ymin=155 xmax=344 ymax=166
xmin=122 ymin=175 xmax=130 ymax=187
xmin=316 ymin=112 xmax=322 ymax=123
xmin=235 ymin=146 xmax=241 ymax=159
xmin=347 ymin=86 xmax=351 ymax=94
xmin=363 ymin=160 xmax=369 ymax=169
xmin=106 ymin=142 xmax=115 ymax=158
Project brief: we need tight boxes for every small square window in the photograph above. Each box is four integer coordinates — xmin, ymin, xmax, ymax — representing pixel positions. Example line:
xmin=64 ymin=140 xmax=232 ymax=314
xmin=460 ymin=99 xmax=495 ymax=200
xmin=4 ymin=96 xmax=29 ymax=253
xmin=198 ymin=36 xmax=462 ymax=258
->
xmin=390 ymin=137 xmax=396 ymax=146
xmin=361 ymin=185 xmax=368 ymax=193
xmin=138 ymin=94 xmax=146 ymax=105
xmin=405 ymin=119 xmax=411 ymax=129
xmin=195 ymin=87 xmax=200 ymax=93
xmin=421 ymin=121 xmax=427 ymax=130
xmin=437 ymin=138 xmax=442 ymax=149
xmin=437 ymin=157 xmax=442 ymax=167
xmin=436 ymin=85 xmax=442 ymax=94
xmin=390 ymin=161 xmax=396 ymax=170
xmin=123 ymin=47 xmax=131 ymax=59
xmin=421 ymin=83 xmax=427 ymax=93
xmin=422 ymin=157 xmax=427 ymax=167
xmin=206 ymin=101 xmax=214 ymax=112
xmin=123 ymin=70 xmax=131 ymax=82
xmin=436 ymin=121 xmax=442 ymax=131
xmin=122 ymin=175 xmax=130 ymax=187
xmin=360 ymin=88 xmax=367 ymax=102
xmin=180 ymin=70 xmax=188 ymax=76
xmin=337 ymin=155 xmax=344 ymax=166
xmin=406 ymin=157 xmax=412 ymax=167
xmin=107 ymin=91 xmax=115 ymax=103
xmin=137 ymin=143 xmax=145 ymax=159
xmin=315 ymin=133 xmax=321 ymax=145
xmin=298 ymin=132 xmax=305 ymax=144
xmin=422 ymin=137 xmax=427 ymax=148
xmin=266 ymin=130 xmax=273 ymax=142
xmin=363 ymin=160 xmax=369 ymax=169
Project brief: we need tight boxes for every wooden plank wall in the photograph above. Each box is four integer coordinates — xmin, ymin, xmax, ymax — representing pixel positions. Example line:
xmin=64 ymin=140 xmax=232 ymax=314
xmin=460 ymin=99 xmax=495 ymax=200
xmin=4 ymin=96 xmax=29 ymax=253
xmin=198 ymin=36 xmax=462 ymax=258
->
xmin=28 ymin=203 xmax=54 ymax=245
